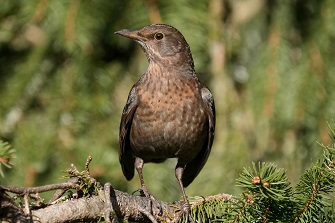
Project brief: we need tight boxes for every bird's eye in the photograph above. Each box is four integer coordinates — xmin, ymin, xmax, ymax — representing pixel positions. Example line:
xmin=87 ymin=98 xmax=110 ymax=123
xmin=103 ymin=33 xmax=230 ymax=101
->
xmin=154 ymin=33 xmax=164 ymax=40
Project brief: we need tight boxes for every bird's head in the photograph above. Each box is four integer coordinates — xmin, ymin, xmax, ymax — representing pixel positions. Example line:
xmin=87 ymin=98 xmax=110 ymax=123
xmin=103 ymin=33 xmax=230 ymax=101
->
xmin=115 ymin=24 xmax=195 ymax=70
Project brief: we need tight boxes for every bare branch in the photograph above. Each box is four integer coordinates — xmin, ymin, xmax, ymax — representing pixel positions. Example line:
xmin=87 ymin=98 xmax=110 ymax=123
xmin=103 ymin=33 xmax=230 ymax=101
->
xmin=0 ymin=182 xmax=178 ymax=223
xmin=0 ymin=189 xmax=26 ymax=222
xmin=0 ymin=158 xmax=234 ymax=222
xmin=30 ymin=187 xmax=175 ymax=223
xmin=0 ymin=181 xmax=80 ymax=194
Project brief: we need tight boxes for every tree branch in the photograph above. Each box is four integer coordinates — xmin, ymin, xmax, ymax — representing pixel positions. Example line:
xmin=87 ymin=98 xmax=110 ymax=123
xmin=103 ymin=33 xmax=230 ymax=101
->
xmin=0 ymin=158 xmax=234 ymax=222
xmin=32 ymin=190 xmax=174 ymax=223
xmin=0 ymin=181 xmax=180 ymax=223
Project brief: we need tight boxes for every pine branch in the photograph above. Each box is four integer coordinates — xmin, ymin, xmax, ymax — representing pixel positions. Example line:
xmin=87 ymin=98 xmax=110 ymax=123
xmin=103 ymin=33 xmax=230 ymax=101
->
xmin=292 ymin=142 xmax=335 ymax=222
xmin=0 ymin=140 xmax=15 ymax=178
xmin=230 ymin=123 xmax=335 ymax=223
xmin=234 ymin=162 xmax=295 ymax=222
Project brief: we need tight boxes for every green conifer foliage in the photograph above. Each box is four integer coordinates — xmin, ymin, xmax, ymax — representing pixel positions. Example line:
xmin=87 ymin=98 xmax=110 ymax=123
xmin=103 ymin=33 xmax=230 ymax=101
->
xmin=0 ymin=0 xmax=334 ymax=205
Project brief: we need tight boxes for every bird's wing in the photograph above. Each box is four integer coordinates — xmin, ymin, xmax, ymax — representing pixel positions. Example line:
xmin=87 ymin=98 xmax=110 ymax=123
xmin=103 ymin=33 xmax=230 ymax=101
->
xmin=182 ymin=85 xmax=215 ymax=187
xmin=119 ymin=86 xmax=139 ymax=181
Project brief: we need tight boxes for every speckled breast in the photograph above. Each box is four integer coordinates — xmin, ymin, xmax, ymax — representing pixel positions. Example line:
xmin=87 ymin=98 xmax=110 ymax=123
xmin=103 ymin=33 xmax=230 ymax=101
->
xmin=130 ymin=76 xmax=207 ymax=162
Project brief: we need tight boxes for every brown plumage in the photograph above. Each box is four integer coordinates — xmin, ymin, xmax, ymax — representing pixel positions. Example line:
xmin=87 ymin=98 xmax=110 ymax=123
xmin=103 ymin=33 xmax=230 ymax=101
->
xmin=115 ymin=24 xmax=215 ymax=220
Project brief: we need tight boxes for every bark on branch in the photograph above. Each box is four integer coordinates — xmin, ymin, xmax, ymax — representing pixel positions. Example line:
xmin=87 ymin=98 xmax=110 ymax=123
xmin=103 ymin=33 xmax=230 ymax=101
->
xmin=0 ymin=182 xmax=179 ymax=223
xmin=32 ymin=188 xmax=176 ymax=223
xmin=0 ymin=158 xmax=233 ymax=222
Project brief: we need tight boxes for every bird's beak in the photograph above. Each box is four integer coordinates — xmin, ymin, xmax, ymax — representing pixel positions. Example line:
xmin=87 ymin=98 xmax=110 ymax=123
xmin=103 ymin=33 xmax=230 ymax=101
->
xmin=114 ymin=29 xmax=148 ymax=41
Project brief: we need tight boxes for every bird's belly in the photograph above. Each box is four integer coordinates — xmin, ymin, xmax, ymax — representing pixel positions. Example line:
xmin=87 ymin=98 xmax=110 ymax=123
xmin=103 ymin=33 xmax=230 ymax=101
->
xmin=130 ymin=99 xmax=207 ymax=162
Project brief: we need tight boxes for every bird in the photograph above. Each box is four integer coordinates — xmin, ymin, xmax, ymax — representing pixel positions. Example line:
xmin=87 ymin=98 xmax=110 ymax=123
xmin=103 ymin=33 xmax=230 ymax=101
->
xmin=115 ymin=24 xmax=215 ymax=221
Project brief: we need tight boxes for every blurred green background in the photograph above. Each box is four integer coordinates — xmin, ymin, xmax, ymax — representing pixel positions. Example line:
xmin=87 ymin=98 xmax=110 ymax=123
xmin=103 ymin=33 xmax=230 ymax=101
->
xmin=0 ymin=0 xmax=334 ymax=202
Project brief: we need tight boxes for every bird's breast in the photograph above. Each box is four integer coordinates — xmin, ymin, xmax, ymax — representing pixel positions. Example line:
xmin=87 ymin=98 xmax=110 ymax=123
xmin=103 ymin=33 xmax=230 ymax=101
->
xmin=130 ymin=77 xmax=207 ymax=162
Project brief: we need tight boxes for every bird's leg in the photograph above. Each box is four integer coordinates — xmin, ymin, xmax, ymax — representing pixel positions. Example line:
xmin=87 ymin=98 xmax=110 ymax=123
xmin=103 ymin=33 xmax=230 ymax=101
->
xmin=134 ymin=157 xmax=162 ymax=222
xmin=135 ymin=157 xmax=151 ymax=198
xmin=175 ymin=166 xmax=195 ymax=223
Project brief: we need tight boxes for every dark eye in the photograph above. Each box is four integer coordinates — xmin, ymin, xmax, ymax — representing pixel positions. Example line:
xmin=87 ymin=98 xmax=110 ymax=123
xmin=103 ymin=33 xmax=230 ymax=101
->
xmin=154 ymin=32 xmax=164 ymax=40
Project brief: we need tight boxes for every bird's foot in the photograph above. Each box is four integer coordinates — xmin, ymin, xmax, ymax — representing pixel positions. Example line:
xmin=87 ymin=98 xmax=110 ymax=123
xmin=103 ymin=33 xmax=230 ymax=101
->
xmin=133 ymin=187 xmax=161 ymax=211
xmin=132 ymin=186 xmax=156 ymax=200
xmin=132 ymin=187 xmax=162 ymax=223
xmin=174 ymin=202 xmax=195 ymax=223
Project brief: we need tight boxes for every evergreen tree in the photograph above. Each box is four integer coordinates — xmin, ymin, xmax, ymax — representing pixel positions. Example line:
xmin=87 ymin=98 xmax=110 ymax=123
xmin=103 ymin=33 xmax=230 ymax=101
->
xmin=0 ymin=0 xmax=334 ymax=207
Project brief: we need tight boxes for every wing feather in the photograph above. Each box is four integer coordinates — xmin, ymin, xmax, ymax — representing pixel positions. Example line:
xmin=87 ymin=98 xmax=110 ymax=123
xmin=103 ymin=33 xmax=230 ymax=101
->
xmin=119 ymin=86 xmax=138 ymax=181
xmin=181 ymin=86 xmax=215 ymax=187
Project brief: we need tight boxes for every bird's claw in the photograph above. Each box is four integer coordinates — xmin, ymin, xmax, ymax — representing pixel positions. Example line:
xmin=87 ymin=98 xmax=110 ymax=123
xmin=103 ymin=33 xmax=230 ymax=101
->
xmin=174 ymin=202 xmax=195 ymax=223
xmin=132 ymin=187 xmax=162 ymax=223
xmin=133 ymin=187 xmax=155 ymax=200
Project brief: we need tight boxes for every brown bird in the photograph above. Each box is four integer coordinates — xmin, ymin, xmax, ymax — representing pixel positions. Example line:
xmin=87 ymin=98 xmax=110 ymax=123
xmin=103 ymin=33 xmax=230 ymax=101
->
xmin=115 ymin=24 xmax=215 ymax=221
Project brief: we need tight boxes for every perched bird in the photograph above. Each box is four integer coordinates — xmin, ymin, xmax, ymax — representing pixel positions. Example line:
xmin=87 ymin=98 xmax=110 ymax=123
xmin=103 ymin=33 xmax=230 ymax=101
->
xmin=115 ymin=24 xmax=215 ymax=221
